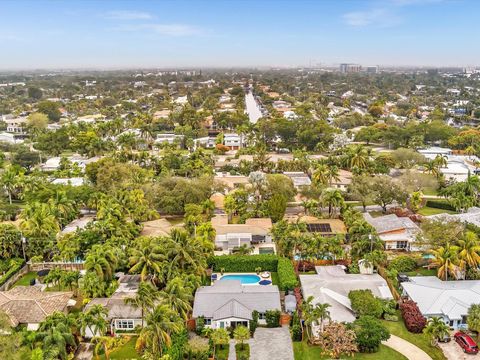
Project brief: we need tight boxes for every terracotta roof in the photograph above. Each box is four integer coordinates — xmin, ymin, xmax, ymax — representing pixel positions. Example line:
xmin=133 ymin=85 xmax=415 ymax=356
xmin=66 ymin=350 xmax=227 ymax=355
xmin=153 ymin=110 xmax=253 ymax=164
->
xmin=0 ymin=286 xmax=72 ymax=326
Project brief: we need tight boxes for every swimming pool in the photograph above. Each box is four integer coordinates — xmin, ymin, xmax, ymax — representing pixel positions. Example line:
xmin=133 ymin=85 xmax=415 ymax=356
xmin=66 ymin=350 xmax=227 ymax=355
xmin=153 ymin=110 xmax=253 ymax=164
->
xmin=219 ymin=274 xmax=261 ymax=284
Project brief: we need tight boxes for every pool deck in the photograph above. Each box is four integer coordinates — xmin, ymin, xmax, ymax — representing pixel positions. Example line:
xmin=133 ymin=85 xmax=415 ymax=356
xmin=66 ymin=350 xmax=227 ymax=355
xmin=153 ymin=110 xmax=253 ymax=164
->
xmin=213 ymin=272 xmax=272 ymax=285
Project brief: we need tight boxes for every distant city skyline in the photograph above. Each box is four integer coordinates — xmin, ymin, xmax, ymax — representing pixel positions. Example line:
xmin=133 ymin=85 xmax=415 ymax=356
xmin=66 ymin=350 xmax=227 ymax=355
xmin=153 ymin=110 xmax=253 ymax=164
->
xmin=1 ymin=0 xmax=479 ymax=70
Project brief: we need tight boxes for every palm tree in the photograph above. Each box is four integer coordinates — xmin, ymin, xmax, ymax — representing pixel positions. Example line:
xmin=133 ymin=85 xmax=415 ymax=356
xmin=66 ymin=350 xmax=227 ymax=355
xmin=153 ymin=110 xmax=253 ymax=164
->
xmin=346 ymin=145 xmax=370 ymax=170
xmin=129 ymin=238 xmax=166 ymax=281
xmin=423 ymin=160 xmax=441 ymax=178
xmin=80 ymin=304 xmax=108 ymax=339
xmin=136 ymin=305 xmax=183 ymax=357
xmin=20 ymin=202 xmax=60 ymax=239
xmin=125 ymin=282 xmax=159 ymax=327
xmin=210 ymin=328 xmax=230 ymax=358
xmin=321 ymin=189 xmax=344 ymax=218
xmin=1 ymin=165 xmax=21 ymax=204
xmin=327 ymin=165 xmax=341 ymax=187
xmin=315 ymin=302 xmax=331 ymax=333
xmin=158 ymin=277 xmax=193 ymax=321
xmin=456 ymin=231 xmax=480 ymax=271
xmin=85 ymin=245 xmax=118 ymax=281
xmin=301 ymin=296 xmax=331 ymax=341
xmin=93 ymin=336 xmax=121 ymax=360
xmin=431 ymin=243 xmax=459 ymax=281
xmin=233 ymin=325 xmax=250 ymax=350
xmin=423 ymin=317 xmax=450 ymax=346
xmin=312 ymin=163 xmax=329 ymax=186
xmin=36 ymin=323 xmax=76 ymax=360
xmin=167 ymin=229 xmax=206 ymax=276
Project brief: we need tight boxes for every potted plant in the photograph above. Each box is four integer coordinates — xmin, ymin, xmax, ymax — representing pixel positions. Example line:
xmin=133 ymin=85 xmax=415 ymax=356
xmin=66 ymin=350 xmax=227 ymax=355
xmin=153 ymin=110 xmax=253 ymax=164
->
xmin=255 ymin=267 xmax=262 ymax=275
xmin=220 ymin=267 xmax=225 ymax=275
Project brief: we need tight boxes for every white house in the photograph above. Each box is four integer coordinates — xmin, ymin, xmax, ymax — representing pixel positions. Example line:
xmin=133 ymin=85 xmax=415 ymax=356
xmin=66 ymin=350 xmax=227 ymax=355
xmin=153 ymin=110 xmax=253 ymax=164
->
xmin=300 ymin=266 xmax=392 ymax=325
xmin=154 ymin=133 xmax=184 ymax=145
xmin=212 ymin=216 xmax=273 ymax=254
xmin=417 ymin=147 xmax=452 ymax=160
xmin=192 ymin=280 xmax=281 ymax=329
xmin=4 ymin=116 xmax=28 ymax=134
xmin=223 ymin=133 xmax=243 ymax=150
xmin=402 ymin=276 xmax=480 ymax=329
xmin=84 ymin=275 xmax=143 ymax=337
xmin=0 ymin=132 xmax=24 ymax=144
xmin=363 ymin=213 xmax=420 ymax=250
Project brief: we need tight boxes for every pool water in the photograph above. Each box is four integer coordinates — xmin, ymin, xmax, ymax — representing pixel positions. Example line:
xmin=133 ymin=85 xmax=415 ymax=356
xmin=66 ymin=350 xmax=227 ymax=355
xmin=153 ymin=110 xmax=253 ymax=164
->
xmin=219 ymin=274 xmax=261 ymax=284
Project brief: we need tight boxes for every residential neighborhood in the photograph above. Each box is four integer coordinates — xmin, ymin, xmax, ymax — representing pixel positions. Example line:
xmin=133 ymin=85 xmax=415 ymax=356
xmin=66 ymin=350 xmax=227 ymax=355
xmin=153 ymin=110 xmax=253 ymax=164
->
xmin=1 ymin=1 xmax=480 ymax=359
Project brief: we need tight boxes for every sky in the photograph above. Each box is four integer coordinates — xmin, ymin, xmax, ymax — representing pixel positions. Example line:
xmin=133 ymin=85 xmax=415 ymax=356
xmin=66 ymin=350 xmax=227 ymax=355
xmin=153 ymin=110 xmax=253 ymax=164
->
xmin=0 ymin=0 xmax=479 ymax=70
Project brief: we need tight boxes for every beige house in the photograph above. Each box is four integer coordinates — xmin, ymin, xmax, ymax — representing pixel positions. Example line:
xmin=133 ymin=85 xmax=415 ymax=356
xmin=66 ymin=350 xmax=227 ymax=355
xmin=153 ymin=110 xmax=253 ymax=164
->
xmin=0 ymin=286 xmax=73 ymax=330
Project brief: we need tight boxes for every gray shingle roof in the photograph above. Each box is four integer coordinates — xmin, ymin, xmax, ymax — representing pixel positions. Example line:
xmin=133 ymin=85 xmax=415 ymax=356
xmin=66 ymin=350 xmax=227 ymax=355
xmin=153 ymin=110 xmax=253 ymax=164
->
xmin=193 ymin=281 xmax=281 ymax=319
xmin=213 ymin=299 xmax=253 ymax=320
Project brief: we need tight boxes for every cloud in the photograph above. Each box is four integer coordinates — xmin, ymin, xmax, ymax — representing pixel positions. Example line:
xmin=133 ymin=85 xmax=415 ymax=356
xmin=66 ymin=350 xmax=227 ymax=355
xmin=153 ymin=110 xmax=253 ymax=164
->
xmin=105 ymin=10 xmax=153 ymax=20
xmin=112 ymin=23 xmax=203 ymax=37
xmin=343 ymin=8 xmax=400 ymax=27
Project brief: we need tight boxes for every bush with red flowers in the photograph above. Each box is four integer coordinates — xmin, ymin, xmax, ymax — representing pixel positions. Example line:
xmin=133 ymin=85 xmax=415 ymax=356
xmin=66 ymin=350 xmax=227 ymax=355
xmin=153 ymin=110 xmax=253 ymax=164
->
xmin=400 ymin=300 xmax=426 ymax=333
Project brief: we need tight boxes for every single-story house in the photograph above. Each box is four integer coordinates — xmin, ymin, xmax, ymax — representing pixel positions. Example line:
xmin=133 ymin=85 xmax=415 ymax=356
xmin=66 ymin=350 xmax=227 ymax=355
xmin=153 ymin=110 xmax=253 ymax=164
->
xmin=60 ymin=215 xmax=95 ymax=235
xmin=0 ymin=286 xmax=74 ymax=330
xmin=192 ymin=280 xmax=281 ymax=329
xmin=296 ymin=216 xmax=347 ymax=237
xmin=300 ymin=265 xmax=393 ymax=325
xmin=283 ymin=172 xmax=311 ymax=188
xmin=427 ymin=207 xmax=480 ymax=227
xmin=83 ymin=275 xmax=142 ymax=337
xmin=212 ymin=215 xmax=273 ymax=254
xmin=214 ymin=173 xmax=249 ymax=190
xmin=401 ymin=276 xmax=480 ymax=329
xmin=51 ymin=177 xmax=85 ymax=187
xmin=331 ymin=169 xmax=353 ymax=191
xmin=417 ymin=147 xmax=452 ymax=160
xmin=363 ymin=213 xmax=420 ymax=250
xmin=139 ymin=218 xmax=180 ymax=237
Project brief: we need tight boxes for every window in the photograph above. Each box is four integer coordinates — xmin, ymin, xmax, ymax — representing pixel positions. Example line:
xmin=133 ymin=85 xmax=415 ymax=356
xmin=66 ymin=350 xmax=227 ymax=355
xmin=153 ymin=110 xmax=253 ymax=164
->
xmin=462 ymin=316 xmax=467 ymax=324
xmin=258 ymin=313 xmax=266 ymax=320
xmin=396 ymin=241 xmax=408 ymax=249
xmin=219 ymin=321 xmax=225 ymax=328
xmin=204 ymin=318 xmax=212 ymax=325
xmin=116 ymin=320 xmax=134 ymax=330
xmin=449 ymin=320 xmax=454 ymax=327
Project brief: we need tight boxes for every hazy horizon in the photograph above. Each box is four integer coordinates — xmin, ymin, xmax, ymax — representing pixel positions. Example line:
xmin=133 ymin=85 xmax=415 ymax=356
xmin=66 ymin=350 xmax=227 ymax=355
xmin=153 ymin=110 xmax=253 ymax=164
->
xmin=1 ymin=0 xmax=479 ymax=70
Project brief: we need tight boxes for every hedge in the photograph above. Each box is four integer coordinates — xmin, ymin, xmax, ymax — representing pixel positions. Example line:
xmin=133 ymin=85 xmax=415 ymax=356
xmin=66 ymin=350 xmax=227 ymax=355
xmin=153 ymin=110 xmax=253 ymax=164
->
xmin=425 ymin=200 xmax=456 ymax=211
xmin=277 ymin=257 xmax=298 ymax=291
xmin=348 ymin=290 xmax=383 ymax=318
xmin=400 ymin=300 xmax=426 ymax=333
xmin=208 ymin=255 xmax=278 ymax=272
xmin=0 ymin=258 xmax=25 ymax=287
xmin=387 ymin=255 xmax=417 ymax=273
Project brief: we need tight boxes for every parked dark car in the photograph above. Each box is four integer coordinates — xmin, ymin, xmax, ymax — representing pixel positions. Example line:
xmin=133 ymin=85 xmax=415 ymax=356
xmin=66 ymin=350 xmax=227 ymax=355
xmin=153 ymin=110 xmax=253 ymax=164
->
xmin=397 ymin=273 xmax=409 ymax=283
xmin=454 ymin=332 xmax=479 ymax=354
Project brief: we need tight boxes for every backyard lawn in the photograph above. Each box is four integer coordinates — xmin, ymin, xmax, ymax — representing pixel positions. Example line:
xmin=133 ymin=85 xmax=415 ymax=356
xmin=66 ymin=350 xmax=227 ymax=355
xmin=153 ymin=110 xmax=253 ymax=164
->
xmin=100 ymin=337 xmax=140 ymax=360
xmin=293 ymin=341 xmax=407 ymax=360
xmin=417 ymin=206 xmax=456 ymax=216
xmin=13 ymin=272 xmax=36 ymax=287
xmin=406 ymin=268 xmax=437 ymax=277
xmin=381 ymin=316 xmax=446 ymax=360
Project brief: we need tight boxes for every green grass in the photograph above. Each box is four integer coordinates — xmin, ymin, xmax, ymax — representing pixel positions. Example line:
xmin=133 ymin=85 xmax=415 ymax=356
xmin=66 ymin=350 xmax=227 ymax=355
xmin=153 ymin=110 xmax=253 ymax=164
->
xmin=100 ymin=337 xmax=140 ymax=360
xmin=271 ymin=272 xmax=279 ymax=286
xmin=417 ymin=206 xmax=456 ymax=216
xmin=293 ymin=341 xmax=407 ymax=360
xmin=236 ymin=343 xmax=250 ymax=359
xmin=381 ymin=315 xmax=446 ymax=360
xmin=13 ymin=272 xmax=36 ymax=287
xmin=405 ymin=268 xmax=437 ymax=277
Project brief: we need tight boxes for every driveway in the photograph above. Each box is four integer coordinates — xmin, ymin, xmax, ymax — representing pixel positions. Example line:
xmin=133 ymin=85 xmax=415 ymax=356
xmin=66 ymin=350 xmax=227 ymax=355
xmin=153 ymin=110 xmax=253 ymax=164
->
xmin=250 ymin=326 xmax=294 ymax=360
xmin=438 ymin=339 xmax=480 ymax=360
xmin=383 ymin=335 xmax=432 ymax=360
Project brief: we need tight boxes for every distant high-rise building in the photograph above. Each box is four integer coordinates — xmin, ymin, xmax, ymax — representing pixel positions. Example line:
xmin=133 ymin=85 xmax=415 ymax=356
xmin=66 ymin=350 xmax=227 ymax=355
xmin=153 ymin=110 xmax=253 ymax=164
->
xmin=366 ymin=66 xmax=379 ymax=74
xmin=340 ymin=63 xmax=361 ymax=73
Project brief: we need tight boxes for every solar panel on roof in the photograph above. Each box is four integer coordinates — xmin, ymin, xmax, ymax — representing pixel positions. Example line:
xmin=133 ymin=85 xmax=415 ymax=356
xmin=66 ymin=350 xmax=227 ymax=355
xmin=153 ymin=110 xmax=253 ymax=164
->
xmin=306 ymin=223 xmax=332 ymax=233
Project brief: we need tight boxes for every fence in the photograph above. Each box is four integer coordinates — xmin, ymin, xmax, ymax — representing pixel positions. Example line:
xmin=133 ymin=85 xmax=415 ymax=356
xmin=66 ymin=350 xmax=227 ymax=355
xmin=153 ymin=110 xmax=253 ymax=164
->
xmin=28 ymin=261 xmax=85 ymax=272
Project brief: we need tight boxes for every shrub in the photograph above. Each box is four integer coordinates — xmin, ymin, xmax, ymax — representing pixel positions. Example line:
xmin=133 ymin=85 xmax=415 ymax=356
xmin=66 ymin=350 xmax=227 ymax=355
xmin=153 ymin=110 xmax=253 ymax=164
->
xmin=195 ymin=316 xmax=205 ymax=335
xmin=249 ymin=311 xmax=259 ymax=334
xmin=185 ymin=337 xmax=210 ymax=360
xmin=425 ymin=200 xmax=456 ymax=211
xmin=348 ymin=290 xmax=383 ymax=319
xmin=277 ymin=257 xmax=298 ymax=291
xmin=0 ymin=258 xmax=24 ymax=287
xmin=400 ymin=300 xmax=426 ymax=333
xmin=207 ymin=255 xmax=278 ymax=272
xmin=265 ymin=310 xmax=281 ymax=328
xmin=384 ymin=313 xmax=399 ymax=322
xmin=388 ymin=255 xmax=417 ymax=273
xmin=291 ymin=311 xmax=302 ymax=341
xmin=352 ymin=316 xmax=390 ymax=353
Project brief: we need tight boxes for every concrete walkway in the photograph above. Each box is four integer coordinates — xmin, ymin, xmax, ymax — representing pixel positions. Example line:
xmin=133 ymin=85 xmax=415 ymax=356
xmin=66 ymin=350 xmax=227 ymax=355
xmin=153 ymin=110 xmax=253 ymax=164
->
xmin=229 ymin=339 xmax=237 ymax=360
xmin=250 ymin=327 xmax=294 ymax=360
xmin=383 ymin=334 xmax=433 ymax=360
